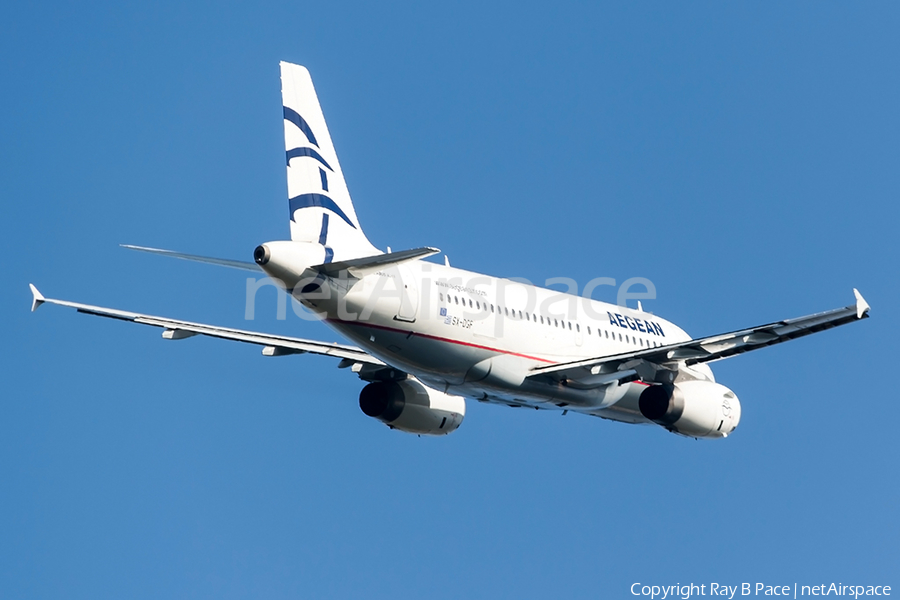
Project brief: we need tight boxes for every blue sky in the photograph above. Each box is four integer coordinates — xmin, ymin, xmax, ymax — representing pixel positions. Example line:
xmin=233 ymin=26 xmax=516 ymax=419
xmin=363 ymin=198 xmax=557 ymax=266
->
xmin=2 ymin=2 xmax=898 ymax=598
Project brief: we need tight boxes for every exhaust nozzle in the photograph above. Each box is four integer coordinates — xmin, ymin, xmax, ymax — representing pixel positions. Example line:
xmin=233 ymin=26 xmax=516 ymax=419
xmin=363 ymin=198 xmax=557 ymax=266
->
xmin=253 ymin=244 xmax=270 ymax=265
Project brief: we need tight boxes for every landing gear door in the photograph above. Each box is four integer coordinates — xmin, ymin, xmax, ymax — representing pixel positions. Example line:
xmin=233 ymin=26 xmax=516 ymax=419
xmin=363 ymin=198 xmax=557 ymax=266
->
xmin=395 ymin=264 xmax=419 ymax=322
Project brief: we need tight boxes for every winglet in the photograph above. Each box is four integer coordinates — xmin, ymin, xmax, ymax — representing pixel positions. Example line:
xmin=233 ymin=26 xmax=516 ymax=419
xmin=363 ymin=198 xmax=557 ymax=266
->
xmin=853 ymin=288 xmax=870 ymax=319
xmin=29 ymin=284 xmax=45 ymax=312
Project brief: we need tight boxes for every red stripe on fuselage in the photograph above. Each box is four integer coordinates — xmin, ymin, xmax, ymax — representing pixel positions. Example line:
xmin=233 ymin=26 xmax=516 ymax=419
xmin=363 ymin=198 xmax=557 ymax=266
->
xmin=325 ymin=318 xmax=557 ymax=364
xmin=328 ymin=319 xmax=658 ymax=390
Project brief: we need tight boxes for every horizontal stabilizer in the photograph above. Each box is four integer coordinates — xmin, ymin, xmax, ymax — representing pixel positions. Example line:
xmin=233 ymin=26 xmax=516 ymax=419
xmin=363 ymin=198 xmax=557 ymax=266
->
xmin=121 ymin=244 xmax=262 ymax=272
xmin=313 ymin=246 xmax=440 ymax=278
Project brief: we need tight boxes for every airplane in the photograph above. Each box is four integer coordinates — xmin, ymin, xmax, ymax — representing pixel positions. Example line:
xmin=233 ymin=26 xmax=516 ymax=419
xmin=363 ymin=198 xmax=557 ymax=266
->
xmin=29 ymin=61 xmax=871 ymax=440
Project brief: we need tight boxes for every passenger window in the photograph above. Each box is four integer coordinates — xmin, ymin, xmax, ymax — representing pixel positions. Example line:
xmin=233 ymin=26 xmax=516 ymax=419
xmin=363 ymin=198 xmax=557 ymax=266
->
xmin=469 ymin=299 xmax=473 ymax=308
xmin=504 ymin=307 xmax=509 ymax=316
xmin=454 ymin=296 xmax=459 ymax=305
xmin=576 ymin=324 xmax=581 ymax=333
xmin=587 ymin=326 xmax=591 ymax=335
xmin=439 ymin=293 xmax=444 ymax=301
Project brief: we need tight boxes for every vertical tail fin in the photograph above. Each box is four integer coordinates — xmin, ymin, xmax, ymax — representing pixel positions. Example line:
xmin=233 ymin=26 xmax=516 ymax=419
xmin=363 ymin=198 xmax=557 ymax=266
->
xmin=280 ymin=62 xmax=380 ymax=261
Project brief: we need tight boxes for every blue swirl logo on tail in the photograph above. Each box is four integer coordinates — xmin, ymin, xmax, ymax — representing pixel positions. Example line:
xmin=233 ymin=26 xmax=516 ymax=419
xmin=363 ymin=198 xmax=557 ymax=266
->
xmin=286 ymin=147 xmax=332 ymax=171
xmin=283 ymin=106 xmax=318 ymax=147
xmin=289 ymin=193 xmax=356 ymax=229
xmin=284 ymin=106 xmax=354 ymax=231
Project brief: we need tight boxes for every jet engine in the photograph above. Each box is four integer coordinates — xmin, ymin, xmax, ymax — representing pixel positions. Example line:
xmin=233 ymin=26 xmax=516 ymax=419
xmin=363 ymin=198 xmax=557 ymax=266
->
xmin=638 ymin=380 xmax=741 ymax=439
xmin=359 ymin=379 xmax=465 ymax=436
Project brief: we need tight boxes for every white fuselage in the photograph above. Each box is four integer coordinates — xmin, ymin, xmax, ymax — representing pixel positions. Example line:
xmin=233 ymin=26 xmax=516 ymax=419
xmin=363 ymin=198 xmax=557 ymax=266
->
xmin=290 ymin=258 xmax=705 ymax=426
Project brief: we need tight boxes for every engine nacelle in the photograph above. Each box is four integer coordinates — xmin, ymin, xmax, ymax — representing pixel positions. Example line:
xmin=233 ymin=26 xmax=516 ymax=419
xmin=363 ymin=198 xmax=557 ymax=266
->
xmin=359 ymin=379 xmax=465 ymax=436
xmin=638 ymin=380 xmax=741 ymax=439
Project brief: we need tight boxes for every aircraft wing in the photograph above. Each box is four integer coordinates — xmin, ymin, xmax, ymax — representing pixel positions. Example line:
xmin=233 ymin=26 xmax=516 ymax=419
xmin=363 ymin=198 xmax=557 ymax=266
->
xmin=29 ymin=284 xmax=384 ymax=367
xmin=529 ymin=289 xmax=870 ymax=386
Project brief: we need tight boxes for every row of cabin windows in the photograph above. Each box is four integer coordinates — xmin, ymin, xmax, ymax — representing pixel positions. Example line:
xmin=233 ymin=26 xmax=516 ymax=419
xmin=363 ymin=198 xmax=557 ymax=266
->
xmin=438 ymin=293 xmax=662 ymax=348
